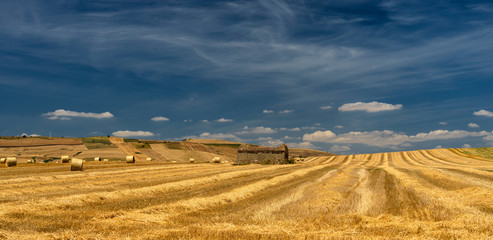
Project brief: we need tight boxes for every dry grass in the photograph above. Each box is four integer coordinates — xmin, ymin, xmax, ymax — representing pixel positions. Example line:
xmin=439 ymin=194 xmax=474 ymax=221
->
xmin=1 ymin=148 xmax=493 ymax=239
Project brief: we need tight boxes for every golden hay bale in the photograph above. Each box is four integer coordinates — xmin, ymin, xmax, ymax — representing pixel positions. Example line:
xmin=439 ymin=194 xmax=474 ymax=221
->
xmin=103 ymin=159 xmax=109 ymax=162
xmin=146 ymin=157 xmax=152 ymax=161
xmin=27 ymin=159 xmax=33 ymax=163
xmin=172 ymin=160 xmax=176 ymax=163
xmin=94 ymin=157 xmax=102 ymax=161
xmin=61 ymin=155 xmax=70 ymax=163
xmin=189 ymin=158 xmax=195 ymax=163
xmin=70 ymin=158 xmax=83 ymax=171
xmin=6 ymin=157 xmax=17 ymax=167
xmin=0 ymin=158 xmax=6 ymax=163
xmin=212 ymin=157 xmax=221 ymax=163
xmin=126 ymin=156 xmax=135 ymax=163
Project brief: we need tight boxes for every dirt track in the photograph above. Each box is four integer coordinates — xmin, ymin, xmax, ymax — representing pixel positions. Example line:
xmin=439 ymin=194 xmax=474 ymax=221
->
xmin=108 ymin=137 xmax=150 ymax=161
xmin=1 ymin=148 xmax=493 ymax=239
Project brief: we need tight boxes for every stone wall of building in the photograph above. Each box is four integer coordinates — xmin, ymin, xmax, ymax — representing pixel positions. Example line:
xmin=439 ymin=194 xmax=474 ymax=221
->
xmin=236 ymin=144 xmax=289 ymax=165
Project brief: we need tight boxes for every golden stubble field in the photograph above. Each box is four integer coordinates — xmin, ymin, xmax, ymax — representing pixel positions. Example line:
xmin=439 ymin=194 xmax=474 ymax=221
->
xmin=1 ymin=148 xmax=493 ymax=239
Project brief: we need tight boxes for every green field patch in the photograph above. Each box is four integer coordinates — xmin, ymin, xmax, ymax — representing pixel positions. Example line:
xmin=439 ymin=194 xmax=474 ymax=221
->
xmin=164 ymin=142 xmax=183 ymax=150
xmin=204 ymin=143 xmax=243 ymax=148
xmin=132 ymin=142 xmax=151 ymax=149
xmin=82 ymin=137 xmax=115 ymax=149
xmin=458 ymin=147 xmax=493 ymax=160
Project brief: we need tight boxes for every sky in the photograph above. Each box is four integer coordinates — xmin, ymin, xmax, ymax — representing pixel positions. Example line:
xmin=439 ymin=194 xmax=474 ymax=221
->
xmin=1 ymin=0 xmax=493 ymax=154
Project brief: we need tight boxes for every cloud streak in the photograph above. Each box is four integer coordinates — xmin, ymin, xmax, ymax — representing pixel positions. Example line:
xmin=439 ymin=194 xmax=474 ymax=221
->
xmin=338 ymin=102 xmax=403 ymax=113
xmin=216 ymin=118 xmax=233 ymax=123
xmin=151 ymin=116 xmax=170 ymax=122
xmin=112 ymin=130 xmax=154 ymax=138
xmin=43 ymin=109 xmax=114 ymax=120
xmin=236 ymin=126 xmax=277 ymax=134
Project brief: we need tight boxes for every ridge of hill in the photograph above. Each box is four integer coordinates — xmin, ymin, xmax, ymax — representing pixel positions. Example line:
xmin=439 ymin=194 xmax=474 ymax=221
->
xmin=0 ymin=136 xmax=336 ymax=163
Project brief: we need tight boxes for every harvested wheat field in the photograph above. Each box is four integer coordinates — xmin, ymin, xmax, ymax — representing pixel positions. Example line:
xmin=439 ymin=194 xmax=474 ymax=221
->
xmin=1 ymin=148 xmax=493 ymax=239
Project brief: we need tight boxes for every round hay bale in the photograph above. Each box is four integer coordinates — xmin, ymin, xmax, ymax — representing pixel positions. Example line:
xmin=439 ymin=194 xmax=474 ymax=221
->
xmin=146 ymin=157 xmax=152 ymax=161
xmin=0 ymin=158 xmax=6 ymax=164
xmin=61 ymin=155 xmax=70 ymax=163
xmin=6 ymin=157 xmax=17 ymax=167
xmin=103 ymin=159 xmax=109 ymax=162
xmin=189 ymin=158 xmax=195 ymax=163
xmin=212 ymin=157 xmax=221 ymax=163
xmin=125 ymin=156 xmax=135 ymax=163
xmin=172 ymin=160 xmax=176 ymax=163
xmin=70 ymin=158 xmax=83 ymax=171
xmin=27 ymin=159 xmax=33 ymax=163
xmin=94 ymin=157 xmax=102 ymax=162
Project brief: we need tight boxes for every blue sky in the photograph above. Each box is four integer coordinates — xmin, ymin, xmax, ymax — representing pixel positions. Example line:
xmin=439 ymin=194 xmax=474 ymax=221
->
xmin=1 ymin=0 xmax=493 ymax=154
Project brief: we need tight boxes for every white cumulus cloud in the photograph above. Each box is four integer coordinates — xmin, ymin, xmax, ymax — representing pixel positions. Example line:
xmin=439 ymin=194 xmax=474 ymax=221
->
xmin=482 ymin=133 xmax=493 ymax=142
xmin=302 ymin=130 xmax=336 ymax=142
xmin=335 ymin=125 xmax=344 ymax=129
xmin=263 ymin=110 xmax=274 ymax=113
xmin=468 ymin=123 xmax=479 ymax=128
xmin=217 ymin=118 xmax=233 ymax=122
xmin=474 ymin=110 xmax=493 ymax=117
xmin=330 ymin=145 xmax=351 ymax=152
xmin=112 ymin=130 xmax=154 ymax=138
xmin=283 ymin=136 xmax=301 ymax=140
xmin=199 ymin=132 xmax=238 ymax=139
xmin=303 ymin=129 xmax=492 ymax=148
xmin=462 ymin=144 xmax=472 ymax=148
xmin=287 ymin=142 xmax=315 ymax=149
xmin=338 ymin=101 xmax=403 ymax=112
xmin=236 ymin=126 xmax=276 ymax=134
xmin=181 ymin=132 xmax=241 ymax=141
xmin=279 ymin=110 xmax=294 ymax=114
xmin=21 ymin=133 xmax=40 ymax=137
xmin=43 ymin=109 xmax=114 ymax=120
xmin=151 ymin=116 xmax=170 ymax=122
xmin=261 ymin=139 xmax=284 ymax=147
xmin=279 ymin=127 xmax=301 ymax=131
xmin=320 ymin=106 xmax=332 ymax=110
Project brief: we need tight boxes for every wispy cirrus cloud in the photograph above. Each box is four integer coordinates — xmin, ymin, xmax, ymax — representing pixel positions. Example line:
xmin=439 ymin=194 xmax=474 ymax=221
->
xmin=43 ymin=109 xmax=114 ymax=120
xmin=2 ymin=1 xmax=493 ymax=152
